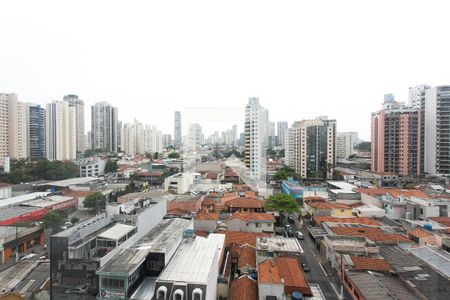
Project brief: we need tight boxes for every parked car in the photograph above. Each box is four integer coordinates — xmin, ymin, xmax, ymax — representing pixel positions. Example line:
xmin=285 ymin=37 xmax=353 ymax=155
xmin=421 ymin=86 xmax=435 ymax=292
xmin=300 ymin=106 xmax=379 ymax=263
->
xmin=295 ymin=231 xmax=304 ymax=240
xmin=284 ymin=224 xmax=292 ymax=230
xmin=301 ymin=263 xmax=310 ymax=272
xmin=65 ymin=286 xmax=89 ymax=295
xmin=286 ymin=228 xmax=295 ymax=237
xmin=288 ymin=216 xmax=295 ymax=223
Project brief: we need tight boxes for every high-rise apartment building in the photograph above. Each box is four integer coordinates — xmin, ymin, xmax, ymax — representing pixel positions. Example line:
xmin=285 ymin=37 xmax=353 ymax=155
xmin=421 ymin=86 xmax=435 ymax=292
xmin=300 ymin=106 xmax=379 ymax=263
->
xmin=245 ymin=97 xmax=268 ymax=182
xmin=188 ymin=123 xmax=203 ymax=148
xmin=268 ymin=121 xmax=276 ymax=149
xmin=27 ymin=104 xmax=46 ymax=159
xmin=276 ymin=121 xmax=288 ymax=148
xmin=91 ymin=102 xmax=118 ymax=152
xmin=285 ymin=116 xmax=336 ymax=179
xmin=121 ymin=120 xmax=163 ymax=156
xmin=424 ymin=86 xmax=450 ymax=175
xmin=336 ymin=132 xmax=359 ymax=159
xmin=0 ymin=93 xmax=28 ymax=165
xmin=162 ymin=134 xmax=172 ymax=147
xmin=63 ymin=95 xmax=85 ymax=155
xmin=174 ymin=111 xmax=182 ymax=148
xmin=46 ymin=101 xmax=77 ymax=161
xmin=371 ymin=95 xmax=421 ymax=176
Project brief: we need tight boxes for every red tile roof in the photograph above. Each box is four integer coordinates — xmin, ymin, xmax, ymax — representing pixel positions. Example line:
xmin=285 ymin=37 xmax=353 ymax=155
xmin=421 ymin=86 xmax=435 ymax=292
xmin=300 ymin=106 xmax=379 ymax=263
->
xmin=348 ymin=202 xmax=364 ymax=208
xmin=166 ymin=208 xmax=190 ymax=216
xmin=195 ymin=211 xmax=220 ymax=221
xmin=201 ymin=198 xmax=215 ymax=207
xmin=430 ymin=217 xmax=450 ymax=227
xmin=349 ymin=256 xmax=392 ymax=272
xmin=205 ymin=172 xmax=219 ymax=179
xmin=230 ymin=276 xmax=257 ymax=300
xmin=258 ymin=258 xmax=312 ymax=296
xmin=227 ymin=212 xmax=275 ymax=222
xmin=303 ymin=196 xmax=327 ymax=202
xmin=313 ymin=216 xmax=380 ymax=226
xmin=223 ymin=231 xmax=272 ymax=247
xmin=230 ymin=244 xmax=257 ymax=270
xmin=258 ymin=259 xmax=282 ymax=284
xmin=225 ymin=197 xmax=265 ymax=209
xmin=408 ymin=228 xmax=433 ymax=239
xmin=331 ymin=227 xmax=411 ymax=244
xmin=308 ymin=202 xmax=351 ymax=210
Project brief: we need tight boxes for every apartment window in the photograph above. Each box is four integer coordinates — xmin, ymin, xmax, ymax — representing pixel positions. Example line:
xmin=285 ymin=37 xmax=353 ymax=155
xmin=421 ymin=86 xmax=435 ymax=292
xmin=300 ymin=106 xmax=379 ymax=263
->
xmin=157 ymin=286 xmax=167 ymax=300
xmin=255 ymin=223 xmax=261 ymax=228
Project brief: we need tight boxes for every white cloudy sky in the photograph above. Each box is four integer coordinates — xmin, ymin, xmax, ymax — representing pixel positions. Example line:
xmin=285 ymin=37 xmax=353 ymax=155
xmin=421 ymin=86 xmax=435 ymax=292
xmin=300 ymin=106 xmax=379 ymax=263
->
xmin=1 ymin=0 xmax=450 ymax=140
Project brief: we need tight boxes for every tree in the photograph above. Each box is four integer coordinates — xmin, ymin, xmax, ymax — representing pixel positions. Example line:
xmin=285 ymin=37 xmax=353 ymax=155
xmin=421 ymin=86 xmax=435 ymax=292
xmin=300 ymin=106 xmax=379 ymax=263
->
xmin=279 ymin=149 xmax=285 ymax=158
xmin=42 ymin=211 xmax=64 ymax=233
xmin=104 ymin=159 xmax=117 ymax=173
xmin=84 ymin=149 xmax=97 ymax=158
xmin=273 ymin=166 xmax=297 ymax=182
xmin=83 ymin=192 xmax=106 ymax=211
xmin=125 ymin=181 xmax=136 ymax=193
xmin=224 ymin=149 xmax=241 ymax=158
xmin=265 ymin=194 xmax=299 ymax=221
xmin=354 ymin=142 xmax=371 ymax=151
xmin=70 ymin=216 xmax=80 ymax=224
xmin=168 ymin=152 xmax=180 ymax=159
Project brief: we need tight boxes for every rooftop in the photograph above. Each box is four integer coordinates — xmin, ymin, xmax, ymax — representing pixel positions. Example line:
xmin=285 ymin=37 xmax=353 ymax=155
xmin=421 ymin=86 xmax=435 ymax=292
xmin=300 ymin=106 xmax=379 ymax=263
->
xmin=157 ymin=233 xmax=225 ymax=284
xmin=347 ymin=271 xmax=416 ymax=300
xmin=195 ymin=211 xmax=220 ymax=221
xmin=380 ymin=246 xmax=450 ymax=298
xmin=0 ymin=192 xmax=51 ymax=208
xmin=313 ymin=216 xmax=381 ymax=226
xmin=349 ymin=256 xmax=392 ymax=272
xmin=225 ymin=197 xmax=265 ymax=209
xmin=97 ymin=219 xmax=191 ymax=275
xmin=38 ymin=177 xmax=98 ymax=187
xmin=22 ymin=195 xmax=74 ymax=208
xmin=97 ymin=223 xmax=136 ymax=240
xmin=308 ymin=202 xmax=351 ymax=209
xmin=331 ymin=227 xmax=411 ymax=244
xmin=224 ymin=231 xmax=272 ymax=247
xmin=230 ymin=276 xmax=257 ymax=300
xmin=431 ymin=217 xmax=450 ymax=227
xmin=327 ymin=181 xmax=357 ymax=190
xmin=0 ymin=206 xmax=42 ymax=221
xmin=408 ymin=228 xmax=434 ymax=239
xmin=408 ymin=246 xmax=450 ymax=279
xmin=355 ymin=188 xmax=431 ymax=199
xmin=226 ymin=212 xmax=275 ymax=222
xmin=256 ymin=236 xmax=303 ymax=254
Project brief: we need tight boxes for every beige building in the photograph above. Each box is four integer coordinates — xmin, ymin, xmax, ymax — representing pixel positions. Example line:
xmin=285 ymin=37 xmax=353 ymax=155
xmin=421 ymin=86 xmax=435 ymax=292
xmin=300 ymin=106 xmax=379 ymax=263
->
xmin=46 ymin=101 xmax=77 ymax=161
xmin=285 ymin=116 xmax=336 ymax=179
xmin=0 ymin=93 xmax=28 ymax=166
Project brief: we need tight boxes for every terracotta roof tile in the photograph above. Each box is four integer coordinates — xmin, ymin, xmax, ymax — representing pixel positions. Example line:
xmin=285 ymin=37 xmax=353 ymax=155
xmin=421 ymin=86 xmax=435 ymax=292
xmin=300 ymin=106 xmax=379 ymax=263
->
xmin=224 ymin=231 xmax=272 ymax=247
xmin=258 ymin=259 xmax=282 ymax=284
xmin=166 ymin=208 xmax=190 ymax=216
xmin=430 ymin=217 xmax=450 ymax=227
xmin=331 ymin=227 xmax=411 ymax=244
xmin=276 ymin=257 xmax=312 ymax=296
xmin=230 ymin=244 xmax=256 ymax=270
xmin=303 ymin=196 xmax=327 ymax=202
xmin=308 ymin=202 xmax=351 ymax=209
xmin=313 ymin=216 xmax=380 ymax=226
xmin=349 ymin=256 xmax=392 ymax=272
xmin=195 ymin=211 xmax=220 ymax=221
xmin=225 ymin=197 xmax=265 ymax=209
xmin=201 ymin=198 xmax=215 ymax=206
xmin=408 ymin=228 xmax=433 ymax=239
xmin=354 ymin=188 xmax=431 ymax=199
xmin=227 ymin=212 xmax=275 ymax=222
xmin=230 ymin=276 xmax=257 ymax=300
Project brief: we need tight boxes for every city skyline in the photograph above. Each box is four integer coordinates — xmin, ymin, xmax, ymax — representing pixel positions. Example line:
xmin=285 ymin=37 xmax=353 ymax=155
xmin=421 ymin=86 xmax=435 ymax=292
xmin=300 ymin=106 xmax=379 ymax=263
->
xmin=3 ymin=1 xmax=450 ymax=140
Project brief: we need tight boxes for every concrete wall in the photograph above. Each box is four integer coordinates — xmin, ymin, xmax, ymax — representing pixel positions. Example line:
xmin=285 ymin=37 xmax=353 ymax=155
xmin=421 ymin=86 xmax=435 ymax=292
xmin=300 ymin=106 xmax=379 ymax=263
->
xmin=258 ymin=283 xmax=284 ymax=300
xmin=226 ymin=219 xmax=274 ymax=233
xmin=194 ymin=220 xmax=217 ymax=232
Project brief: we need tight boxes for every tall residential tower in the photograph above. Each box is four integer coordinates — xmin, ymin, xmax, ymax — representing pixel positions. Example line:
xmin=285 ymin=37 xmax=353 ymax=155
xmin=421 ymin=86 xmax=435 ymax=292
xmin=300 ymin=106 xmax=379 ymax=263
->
xmin=91 ymin=102 xmax=118 ymax=152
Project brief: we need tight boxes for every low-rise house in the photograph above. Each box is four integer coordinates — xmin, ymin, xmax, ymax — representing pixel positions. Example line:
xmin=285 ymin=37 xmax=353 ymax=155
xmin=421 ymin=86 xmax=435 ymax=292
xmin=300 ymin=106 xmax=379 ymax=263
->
xmin=226 ymin=212 xmax=275 ymax=233
xmin=256 ymin=236 xmax=303 ymax=262
xmin=313 ymin=216 xmax=381 ymax=227
xmin=194 ymin=211 xmax=220 ymax=232
xmin=258 ymin=257 xmax=312 ymax=300
xmin=225 ymin=196 xmax=265 ymax=213
xmin=229 ymin=275 xmax=257 ymax=300
xmin=354 ymin=204 xmax=386 ymax=218
xmin=329 ymin=226 xmax=412 ymax=247
xmin=305 ymin=202 xmax=352 ymax=217
xmin=408 ymin=228 xmax=436 ymax=246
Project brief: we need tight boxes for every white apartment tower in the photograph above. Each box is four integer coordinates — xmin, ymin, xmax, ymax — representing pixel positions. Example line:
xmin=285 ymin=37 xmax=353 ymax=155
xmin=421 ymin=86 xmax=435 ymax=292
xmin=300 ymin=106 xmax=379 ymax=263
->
xmin=46 ymin=101 xmax=77 ymax=160
xmin=276 ymin=121 xmax=288 ymax=148
xmin=188 ymin=123 xmax=203 ymax=148
xmin=285 ymin=116 xmax=336 ymax=179
xmin=63 ymin=95 xmax=85 ymax=155
xmin=245 ymin=97 xmax=268 ymax=182
xmin=91 ymin=102 xmax=118 ymax=152
xmin=336 ymin=132 xmax=359 ymax=159
xmin=0 ymin=93 xmax=28 ymax=165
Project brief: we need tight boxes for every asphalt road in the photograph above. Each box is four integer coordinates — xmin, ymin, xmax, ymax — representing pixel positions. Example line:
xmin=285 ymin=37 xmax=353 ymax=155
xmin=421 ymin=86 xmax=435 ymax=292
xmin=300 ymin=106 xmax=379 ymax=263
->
xmin=287 ymin=219 xmax=341 ymax=300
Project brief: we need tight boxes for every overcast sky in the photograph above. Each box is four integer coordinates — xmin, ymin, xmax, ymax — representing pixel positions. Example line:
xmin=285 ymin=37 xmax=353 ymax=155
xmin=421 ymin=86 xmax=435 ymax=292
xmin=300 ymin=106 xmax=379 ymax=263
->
xmin=2 ymin=0 xmax=450 ymax=140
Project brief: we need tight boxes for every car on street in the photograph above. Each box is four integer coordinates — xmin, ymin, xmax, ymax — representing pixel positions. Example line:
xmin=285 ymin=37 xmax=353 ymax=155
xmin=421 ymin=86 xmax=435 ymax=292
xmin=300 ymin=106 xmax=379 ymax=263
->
xmin=284 ymin=224 xmax=291 ymax=230
xmin=286 ymin=228 xmax=295 ymax=237
xmin=295 ymin=231 xmax=304 ymax=240
xmin=65 ymin=286 xmax=89 ymax=295
xmin=288 ymin=216 xmax=295 ymax=223
xmin=301 ymin=263 xmax=310 ymax=272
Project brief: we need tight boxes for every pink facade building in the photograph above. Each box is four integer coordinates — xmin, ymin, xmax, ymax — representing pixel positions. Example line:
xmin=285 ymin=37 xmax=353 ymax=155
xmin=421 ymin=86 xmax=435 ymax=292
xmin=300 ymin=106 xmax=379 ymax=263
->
xmin=371 ymin=95 xmax=421 ymax=176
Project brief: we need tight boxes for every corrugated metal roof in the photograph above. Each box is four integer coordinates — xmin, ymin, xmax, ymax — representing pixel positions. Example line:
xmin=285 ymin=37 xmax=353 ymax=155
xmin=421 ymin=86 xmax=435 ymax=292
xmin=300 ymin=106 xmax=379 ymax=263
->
xmin=408 ymin=246 xmax=450 ymax=279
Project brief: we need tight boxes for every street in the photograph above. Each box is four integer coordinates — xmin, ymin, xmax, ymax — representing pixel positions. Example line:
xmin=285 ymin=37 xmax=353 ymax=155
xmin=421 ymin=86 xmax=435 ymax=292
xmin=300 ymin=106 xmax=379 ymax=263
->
xmin=285 ymin=218 xmax=341 ymax=300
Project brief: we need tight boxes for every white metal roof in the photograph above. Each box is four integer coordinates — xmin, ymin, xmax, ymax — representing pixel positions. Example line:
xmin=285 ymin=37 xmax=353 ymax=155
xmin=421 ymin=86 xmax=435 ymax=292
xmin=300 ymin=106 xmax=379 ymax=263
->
xmin=157 ymin=233 xmax=225 ymax=284
xmin=408 ymin=246 xmax=450 ymax=278
xmin=327 ymin=181 xmax=357 ymax=190
xmin=41 ymin=177 xmax=98 ymax=187
xmin=98 ymin=223 xmax=136 ymax=240
xmin=0 ymin=192 xmax=50 ymax=208
xmin=23 ymin=195 xmax=74 ymax=208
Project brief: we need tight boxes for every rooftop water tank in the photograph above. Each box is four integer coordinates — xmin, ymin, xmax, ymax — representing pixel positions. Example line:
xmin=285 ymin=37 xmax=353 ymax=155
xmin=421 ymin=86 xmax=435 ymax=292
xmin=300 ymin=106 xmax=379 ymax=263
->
xmin=292 ymin=291 xmax=303 ymax=300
